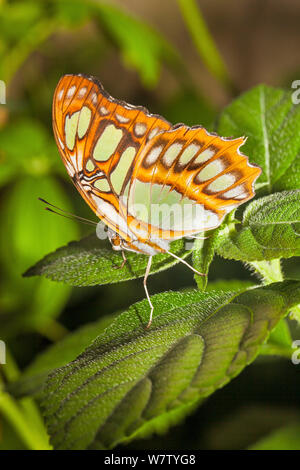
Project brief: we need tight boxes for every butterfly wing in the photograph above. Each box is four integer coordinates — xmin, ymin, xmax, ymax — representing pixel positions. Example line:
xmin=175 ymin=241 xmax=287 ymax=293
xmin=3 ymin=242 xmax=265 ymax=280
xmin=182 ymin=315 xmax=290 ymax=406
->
xmin=52 ymin=74 xmax=171 ymax=241
xmin=125 ymin=125 xmax=261 ymax=241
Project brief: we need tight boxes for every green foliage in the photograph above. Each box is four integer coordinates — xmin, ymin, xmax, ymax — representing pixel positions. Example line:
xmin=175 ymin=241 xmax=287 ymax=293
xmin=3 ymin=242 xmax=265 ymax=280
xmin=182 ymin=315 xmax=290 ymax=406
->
xmin=54 ymin=0 xmax=91 ymax=28
xmin=192 ymin=85 xmax=300 ymax=280
xmin=177 ymin=0 xmax=232 ymax=89
xmin=1 ymin=0 xmax=299 ymax=452
xmin=7 ymin=313 xmax=118 ymax=399
xmin=15 ymin=82 xmax=300 ymax=450
xmin=0 ymin=2 xmax=43 ymax=45
xmin=39 ymin=282 xmax=300 ymax=449
xmin=24 ymin=236 xmax=190 ymax=286
xmin=0 ymin=175 xmax=78 ymax=337
xmin=0 ymin=0 xmax=182 ymax=84
xmin=0 ymin=119 xmax=58 ymax=181
xmin=192 ymin=225 xmax=225 ymax=289
xmin=92 ymin=2 xmax=181 ymax=88
xmin=218 ymin=85 xmax=300 ymax=194
xmin=0 ymin=0 xmax=195 ymax=450
xmin=260 ymin=318 xmax=293 ymax=358
xmin=216 ymin=191 xmax=300 ymax=262
xmin=249 ymin=422 xmax=300 ymax=450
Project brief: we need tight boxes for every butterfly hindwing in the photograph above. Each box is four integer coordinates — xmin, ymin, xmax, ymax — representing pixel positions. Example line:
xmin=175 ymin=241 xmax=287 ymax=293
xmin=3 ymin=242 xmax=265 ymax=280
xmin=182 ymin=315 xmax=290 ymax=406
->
xmin=126 ymin=125 xmax=261 ymax=240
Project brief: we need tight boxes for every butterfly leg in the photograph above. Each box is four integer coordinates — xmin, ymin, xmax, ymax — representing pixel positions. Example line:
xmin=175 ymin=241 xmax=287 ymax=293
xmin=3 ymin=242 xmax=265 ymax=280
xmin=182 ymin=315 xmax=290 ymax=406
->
xmin=113 ymin=250 xmax=127 ymax=270
xmin=186 ymin=235 xmax=210 ymax=240
xmin=166 ymin=250 xmax=206 ymax=277
xmin=144 ymin=255 xmax=154 ymax=329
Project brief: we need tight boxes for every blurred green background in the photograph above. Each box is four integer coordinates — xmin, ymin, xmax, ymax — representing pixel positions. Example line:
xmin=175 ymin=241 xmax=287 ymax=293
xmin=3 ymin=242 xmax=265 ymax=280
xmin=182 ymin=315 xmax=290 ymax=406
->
xmin=0 ymin=0 xmax=300 ymax=450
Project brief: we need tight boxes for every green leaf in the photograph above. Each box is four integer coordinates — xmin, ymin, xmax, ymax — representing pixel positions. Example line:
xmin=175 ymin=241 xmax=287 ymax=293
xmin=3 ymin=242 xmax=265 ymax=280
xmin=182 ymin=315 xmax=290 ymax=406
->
xmin=177 ymin=0 xmax=231 ymax=89
xmin=205 ymin=279 xmax=255 ymax=292
xmin=0 ymin=389 xmax=50 ymax=450
xmin=249 ymin=422 xmax=300 ymax=450
xmin=53 ymin=0 xmax=91 ymax=27
xmin=192 ymin=225 xmax=224 ymax=290
xmin=0 ymin=2 xmax=42 ymax=45
xmin=0 ymin=419 xmax=27 ymax=450
xmin=24 ymin=236 xmax=191 ymax=287
xmin=92 ymin=2 xmax=181 ymax=88
xmin=216 ymin=190 xmax=300 ymax=262
xmin=0 ymin=6 xmax=57 ymax=83
xmin=40 ymin=281 xmax=300 ymax=450
xmin=260 ymin=318 xmax=293 ymax=358
xmin=7 ymin=313 xmax=117 ymax=399
xmin=218 ymin=84 xmax=300 ymax=193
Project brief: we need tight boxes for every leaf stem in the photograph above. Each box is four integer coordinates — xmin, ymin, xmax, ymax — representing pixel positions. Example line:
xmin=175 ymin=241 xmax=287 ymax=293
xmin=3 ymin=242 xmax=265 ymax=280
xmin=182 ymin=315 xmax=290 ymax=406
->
xmin=177 ymin=0 xmax=234 ymax=93
xmin=36 ymin=320 xmax=69 ymax=342
xmin=259 ymin=343 xmax=293 ymax=359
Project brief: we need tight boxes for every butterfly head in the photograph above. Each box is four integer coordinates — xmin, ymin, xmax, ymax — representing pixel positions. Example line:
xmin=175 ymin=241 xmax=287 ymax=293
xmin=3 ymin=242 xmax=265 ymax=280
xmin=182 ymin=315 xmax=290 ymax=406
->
xmin=107 ymin=229 xmax=123 ymax=251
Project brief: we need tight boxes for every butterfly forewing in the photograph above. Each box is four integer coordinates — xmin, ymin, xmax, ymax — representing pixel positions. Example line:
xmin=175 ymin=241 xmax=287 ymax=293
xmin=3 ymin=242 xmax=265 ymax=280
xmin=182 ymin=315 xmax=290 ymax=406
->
xmin=52 ymin=74 xmax=171 ymax=241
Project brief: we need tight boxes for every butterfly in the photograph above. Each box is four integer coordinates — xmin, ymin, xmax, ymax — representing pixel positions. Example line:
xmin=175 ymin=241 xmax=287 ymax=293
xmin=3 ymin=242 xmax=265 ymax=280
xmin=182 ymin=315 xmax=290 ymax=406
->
xmin=52 ymin=74 xmax=261 ymax=327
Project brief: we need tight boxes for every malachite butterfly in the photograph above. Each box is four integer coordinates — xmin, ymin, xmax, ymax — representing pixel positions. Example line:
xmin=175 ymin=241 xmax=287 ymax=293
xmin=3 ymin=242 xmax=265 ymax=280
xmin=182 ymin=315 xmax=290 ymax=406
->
xmin=52 ymin=74 xmax=261 ymax=327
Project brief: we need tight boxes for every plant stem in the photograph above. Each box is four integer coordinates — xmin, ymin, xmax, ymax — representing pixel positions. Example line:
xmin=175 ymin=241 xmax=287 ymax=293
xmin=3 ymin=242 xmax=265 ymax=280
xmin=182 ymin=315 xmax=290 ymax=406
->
xmin=177 ymin=0 xmax=233 ymax=93
xmin=36 ymin=320 xmax=69 ymax=342
xmin=259 ymin=343 xmax=294 ymax=359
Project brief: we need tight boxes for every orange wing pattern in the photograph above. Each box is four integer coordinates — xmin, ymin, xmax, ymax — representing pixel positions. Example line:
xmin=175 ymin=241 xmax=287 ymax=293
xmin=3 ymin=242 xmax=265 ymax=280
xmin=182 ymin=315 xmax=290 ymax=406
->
xmin=53 ymin=74 xmax=261 ymax=255
xmin=125 ymin=125 xmax=261 ymax=241
xmin=52 ymin=74 xmax=171 ymax=242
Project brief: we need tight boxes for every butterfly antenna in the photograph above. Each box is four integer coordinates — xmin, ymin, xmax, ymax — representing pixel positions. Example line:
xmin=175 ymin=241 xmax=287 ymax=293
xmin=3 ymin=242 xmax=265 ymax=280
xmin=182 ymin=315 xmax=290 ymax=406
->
xmin=39 ymin=198 xmax=97 ymax=226
xmin=44 ymin=207 xmax=97 ymax=227
xmin=165 ymin=250 xmax=206 ymax=276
